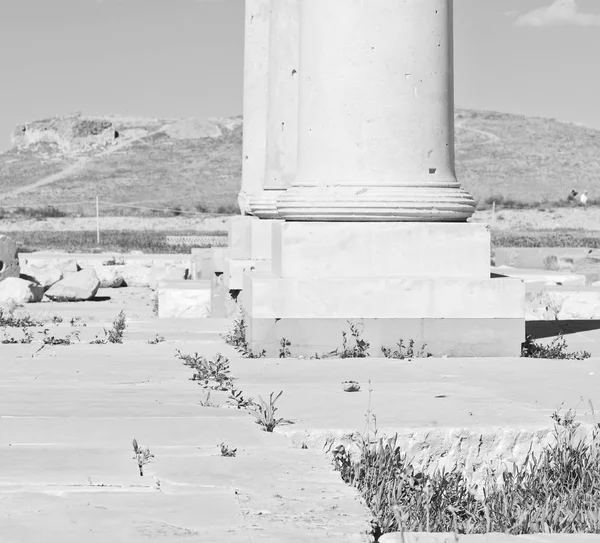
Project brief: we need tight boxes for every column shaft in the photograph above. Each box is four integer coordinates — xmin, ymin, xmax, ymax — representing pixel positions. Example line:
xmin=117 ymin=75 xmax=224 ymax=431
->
xmin=276 ymin=0 xmax=475 ymax=221
xmin=247 ymin=0 xmax=300 ymax=219
xmin=237 ymin=0 xmax=270 ymax=215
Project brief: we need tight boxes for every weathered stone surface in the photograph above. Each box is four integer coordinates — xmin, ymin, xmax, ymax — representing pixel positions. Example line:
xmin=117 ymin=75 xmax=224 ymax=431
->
xmin=94 ymin=266 xmax=124 ymax=288
xmin=20 ymin=264 xmax=63 ymax=290
xmin=0 ymin=277 xmax=44 ymax=304
xmin=55 ymin=259 xmax=80 ymax=276
xmin=117 ymin=264 xmax=152 ymax=288
xmin=45 ymin=269 xmax=100 ymax=301
xmin=0 ymin=235 xmax=20 ymax=282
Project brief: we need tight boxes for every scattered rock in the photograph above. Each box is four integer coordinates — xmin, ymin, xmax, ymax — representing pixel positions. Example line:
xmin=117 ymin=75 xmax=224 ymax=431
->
xmin=45 ymin=269 xmax=100 ymax=301
xmin=94 ymin=266 xmax=124 ymax=288
xmin=0 ymin=277 xmax=44 ymax=304
xmin=0 ymin=235 xmax=20 ymax=282
xmin=20 ymin=264 xmax=62 ymax=290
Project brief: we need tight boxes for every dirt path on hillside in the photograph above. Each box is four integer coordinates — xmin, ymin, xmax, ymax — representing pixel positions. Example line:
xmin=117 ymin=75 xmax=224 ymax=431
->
xmin=0 ymin=131 xmax=159 ymax=201
xmin=456 ymin=119 xmax=500 ymax=145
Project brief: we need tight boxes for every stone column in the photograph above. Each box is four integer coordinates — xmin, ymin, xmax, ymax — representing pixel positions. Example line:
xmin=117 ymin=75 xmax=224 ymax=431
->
xmin=237 ymin=0 xmax=270 ymax=215
xmin=223 ymin=0 xmax=299 ymax=294
xmin=242 ymin=0 xmax=525 ymax=357
xmin=247 ymin=0 xmax=300 ymax=219
xmin=276 ymin=0 xmax=475 ymax=221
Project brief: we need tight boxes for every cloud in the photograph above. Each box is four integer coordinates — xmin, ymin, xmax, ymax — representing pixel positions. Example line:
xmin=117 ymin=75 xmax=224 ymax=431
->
xmin=515 ymin=0 xmax=600 ymax=27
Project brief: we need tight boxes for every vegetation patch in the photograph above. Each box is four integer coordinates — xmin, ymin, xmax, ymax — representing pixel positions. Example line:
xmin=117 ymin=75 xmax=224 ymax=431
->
xmin=333 ymin=409 xmax=600 ymax=538
xmin=4 ymin=229 xmax=227 ymax=254
xmin=521 ymin=334 xmax=590 ymax=360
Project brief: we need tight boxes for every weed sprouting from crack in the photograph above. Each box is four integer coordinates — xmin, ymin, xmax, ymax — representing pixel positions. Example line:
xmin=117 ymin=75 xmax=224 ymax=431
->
xmin=320 ymin=321 xmax=370 ymax=359
xmin=199 ymin=389 xmax=218 ymax=407
xmin=381 ymin=339 xmax=431 ymax=360
xmin=147 ymin=334 xmax=165 ymax=345
xmin=220 ymin=442 xmax=237 ymax=457
xmin=90 ymin=311 xmax=127 ymax=344
xmin=1 ymin=328 xmax=34 ymax=344
xmin=223 ymin=310 xmax=266 ymax=358
xmin=228 ymin=387 xmax=254 ymax=410
xmin=522 ymin=333 xmax=590 ymax=360
xmin=279 ymin=337 xmax=292 ymax=358
xmin=177 ymin=351 xmax=234 ymax=391
xmin=0 ymin=308 xmax=43 ymax=328
xmin=248 ymin=390 xmax=291 ymax=432
xmin=132 ymin=438 xmax=154 ymax=477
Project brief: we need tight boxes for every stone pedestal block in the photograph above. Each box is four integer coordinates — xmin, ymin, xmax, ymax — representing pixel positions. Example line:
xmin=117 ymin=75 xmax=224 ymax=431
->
xmin=158 ymin=280 xmax=211 ymax=319
xmin=272 ymin=222 xmax=490 ymax=280
xmin=243 ymin=222 xmax=526 ymax=358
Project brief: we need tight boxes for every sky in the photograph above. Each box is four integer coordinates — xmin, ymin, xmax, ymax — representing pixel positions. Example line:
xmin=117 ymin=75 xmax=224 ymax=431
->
xmin=0 ymin=0 xmax=599 ymax=150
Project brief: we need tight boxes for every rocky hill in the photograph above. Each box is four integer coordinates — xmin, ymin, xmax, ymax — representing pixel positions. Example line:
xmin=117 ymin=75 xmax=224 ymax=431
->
xmin=0 ymin=108 xmax=598 ymax=217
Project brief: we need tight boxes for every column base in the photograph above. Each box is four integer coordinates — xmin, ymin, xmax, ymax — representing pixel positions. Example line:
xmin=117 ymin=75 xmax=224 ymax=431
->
xmin=276 ymin=185 xmax=476 ymax=221
xmin=245 ymin=190 xmax=285 ymax=219
xmin=242 ymin=221 xmax=525 ymax=357
xmin=242 ymin=272 xmax=525 ymax=357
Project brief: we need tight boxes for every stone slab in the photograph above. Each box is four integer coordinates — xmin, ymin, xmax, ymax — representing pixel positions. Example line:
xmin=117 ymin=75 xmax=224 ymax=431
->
xmin=492 ymin=266 xmax=587 ymax=286
xmin=247 ymin=316 xmax=524 ymax=358
xmin=157 ymin=280 xmax=211 ymax=318
xmin=244 ymin=271 xmax=524 ymax=319
xmin=272 ymin=222 xmax=491 ymax=279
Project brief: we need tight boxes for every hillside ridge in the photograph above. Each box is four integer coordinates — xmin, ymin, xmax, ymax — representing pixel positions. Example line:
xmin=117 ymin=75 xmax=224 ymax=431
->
xmin=1 ymin=108 xmax=598 ymax=216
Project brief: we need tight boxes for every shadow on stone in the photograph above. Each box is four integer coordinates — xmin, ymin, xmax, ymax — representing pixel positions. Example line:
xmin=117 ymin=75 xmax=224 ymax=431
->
xmin=527 ymin=319 xmax=600 ymax=339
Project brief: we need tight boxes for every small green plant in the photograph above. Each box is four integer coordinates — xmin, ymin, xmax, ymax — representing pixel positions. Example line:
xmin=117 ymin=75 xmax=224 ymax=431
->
xmin=151 ymin=293 xmax=159 ymax=316
xmin=325 ymin=321 xmax=370 ymax=358
xmin=279 ymin=338 xmax=292 ymax=358
xmin=223 ymin=311 xmax=266 ymax=358
xmin=90 ymin=311 xmax=127 ymax=344
xmin=1 ymin=328 xmax=34 ymax=344
xmin=132 ymin=438 xmax=154 ymax=477
xmin=521 ymin=334 xmax=590 ymax=360
xmin=219 ymin=442 xmax=237 ymax=457
xmin=0 ymin=308 xmax=43 ymax=328
xmin=228 ymin=387 xmax=254 ymax=410
xmin=69 ymin=316 xmax=86 ymax=327
xmin=177 ymin=351 xmax=234 ymax=391
xmin=381 ymin=339 xmax=431 ymax=359
xmin=52 ymin=315 xmax=64 ymax=324
xmin=199 ymin=389 xmax=218 ymax=407
xmin=248 ymin=391 xmax=289 ymax=432
xmin=41 ymin=329 xmax=80 ymax=346
xmin=147 ymin=334 xmax=166 ymax=344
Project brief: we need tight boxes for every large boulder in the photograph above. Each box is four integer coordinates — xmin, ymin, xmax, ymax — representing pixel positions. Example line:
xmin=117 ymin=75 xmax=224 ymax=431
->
xmin=45 ymin=269 xmax=101 ymax=301
xmin=0 ymin=235 xmax=20 ymax=282
xmin=0 ymin=277 xmax=44 ymax=304
xmin=95 ymin=266 xmax=124 ymax=288
xmin=20 ymin=264 xmax=63 ymax=290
